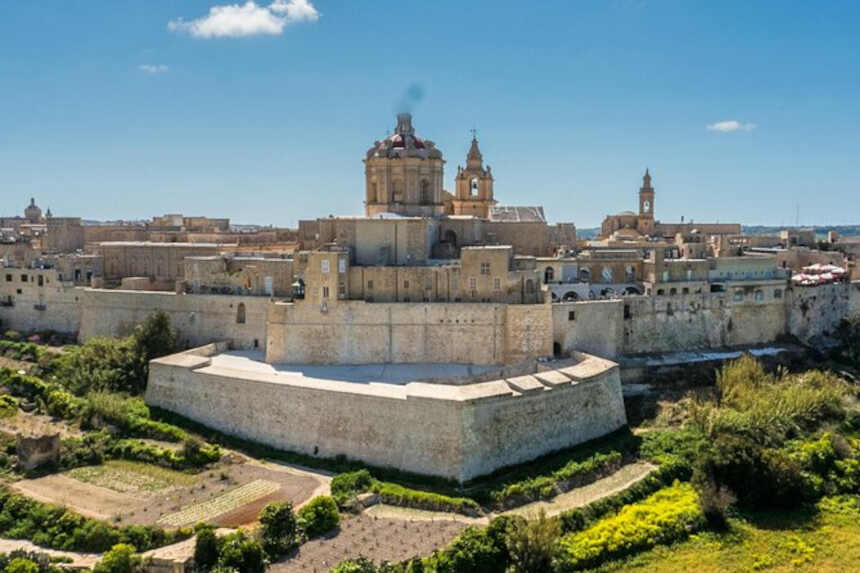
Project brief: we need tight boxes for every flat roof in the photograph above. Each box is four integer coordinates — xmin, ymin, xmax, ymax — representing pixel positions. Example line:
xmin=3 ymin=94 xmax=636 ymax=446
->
xmin=98 ymin=241 xmax=237 ymax=248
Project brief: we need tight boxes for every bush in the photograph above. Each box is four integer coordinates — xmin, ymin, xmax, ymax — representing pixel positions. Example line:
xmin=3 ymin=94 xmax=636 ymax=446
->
xmin=6 ymin=557 xmax=40 ymax=573
xmin=297 ymin=496 xmax=340 ymax=538
xmin=0 ymin=394 xmax=18 ymax=419
xmin=93 ymin=544 xmax=141 ymax=573
xmin=43 ymin=389 xmax=82 ymax=420
xmin=557 ymin=483 xmax=704 ymax=571
xmin=215 ymin=531 xmax=267 ymax=573
xmin=330 ymin=556 xmax=380 ymax=573
xmin=489 ymin=451 xmax=623 ymax=507
xmin=259 ymin=502 xmax=299 ymax=557
xmin=693 ymin=434 xmax=809 ymax=509
xmin=51 ymin=338 xmax=139 ymax=396
xmin=105 ymin=438 xmax=219 ymax=471
xmin=504 ymin=510 xmax=561 ymax=573
xmin=194 ymin=525 xmax=219 ymax=571
xmin=331 ymin=469 xmax=374 ymax=497
xmin=373 ymin=482 xmax=481 ymax=516
xmin=0 ymin=369 xmax=47 ymax=400
xmin=426 ymin=526 xmax=506 ymax=573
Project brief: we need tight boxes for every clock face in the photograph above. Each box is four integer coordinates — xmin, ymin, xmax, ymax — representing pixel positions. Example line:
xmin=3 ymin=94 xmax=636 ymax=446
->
xmin=643 ymin=200 xmax=651 ymax=212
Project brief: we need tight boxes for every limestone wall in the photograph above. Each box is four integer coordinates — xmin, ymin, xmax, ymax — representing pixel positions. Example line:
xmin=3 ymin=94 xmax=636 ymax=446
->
xmin=850 ymin=281 xmax=860 ymax=320
xmin=0 ymin=271 xmax=82 ymax=334
xmin=79 ymin=289 xmax=267 ymax=349
xmin=788 ymin=282 xmax=851 ymax=342
xmin=145 ymin=349 xmax=626 ymax=481
xmin=266 ymin=299 xmax=552 ymax=365
xmin=553 ymin=300 xmax=623 ymax=359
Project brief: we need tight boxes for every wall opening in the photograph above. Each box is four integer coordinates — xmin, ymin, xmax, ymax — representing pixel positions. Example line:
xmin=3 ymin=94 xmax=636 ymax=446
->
xmin=236 ymin=302 xmax=246 ymax=324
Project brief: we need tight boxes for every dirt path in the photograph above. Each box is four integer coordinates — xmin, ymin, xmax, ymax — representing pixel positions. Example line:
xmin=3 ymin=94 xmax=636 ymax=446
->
xmin=0 ymin=538 xmax=100 ymax=569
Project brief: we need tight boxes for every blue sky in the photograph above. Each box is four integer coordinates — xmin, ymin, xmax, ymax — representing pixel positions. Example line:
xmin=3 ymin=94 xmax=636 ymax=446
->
xmin=1 ymin=1 xmax=858 ymax=228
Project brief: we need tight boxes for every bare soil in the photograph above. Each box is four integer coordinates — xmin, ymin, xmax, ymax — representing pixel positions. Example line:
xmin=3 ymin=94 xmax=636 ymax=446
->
xmin=270 ymin=514 xmax=468 ymax=572
xmin=0 ymin=410 xmax=82 ymax=439
xmin=11 ymin=460 xmax=323 ymax=527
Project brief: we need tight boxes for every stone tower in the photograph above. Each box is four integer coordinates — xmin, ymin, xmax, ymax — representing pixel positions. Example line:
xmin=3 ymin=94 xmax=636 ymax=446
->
xmin=637 ymin=169 xmax=655 ymax=235
xmin=451 ymin=136 xmax=496 ymax=218
xmin=364 ymin=113 xmax=445 ymax=217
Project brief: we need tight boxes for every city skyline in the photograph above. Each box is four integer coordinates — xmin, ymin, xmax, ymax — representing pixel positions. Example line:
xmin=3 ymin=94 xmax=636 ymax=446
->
xmin=1 ymin=1 xmax=858 ymax=227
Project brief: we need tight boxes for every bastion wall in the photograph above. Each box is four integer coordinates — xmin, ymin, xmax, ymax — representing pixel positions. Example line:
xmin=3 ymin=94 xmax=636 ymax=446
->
xmin=145 ymin=347 xmax=627 ymax=482
xmin=266 ymin=299 xmax=553 ymax=365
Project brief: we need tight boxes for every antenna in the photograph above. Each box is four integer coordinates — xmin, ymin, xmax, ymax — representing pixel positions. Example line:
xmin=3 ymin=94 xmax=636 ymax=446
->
xmin=795 ymin=202 xmax=800 ymax=227
xmin=470 ymin=127 xmax=477 ymax=139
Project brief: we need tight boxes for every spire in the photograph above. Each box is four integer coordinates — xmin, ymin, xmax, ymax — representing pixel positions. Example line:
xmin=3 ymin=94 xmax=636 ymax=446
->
xmin=467 ymin=136 xmax=482 ymax=163
xmin=642 ymin=168 xmax=652 ymax=189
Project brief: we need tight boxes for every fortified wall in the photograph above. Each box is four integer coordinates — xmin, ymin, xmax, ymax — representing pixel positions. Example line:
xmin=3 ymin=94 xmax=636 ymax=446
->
xmin=145 ymin=345 xmax=627 ymax=482
xmin=266 ymin=300 xmax=553 ymax=365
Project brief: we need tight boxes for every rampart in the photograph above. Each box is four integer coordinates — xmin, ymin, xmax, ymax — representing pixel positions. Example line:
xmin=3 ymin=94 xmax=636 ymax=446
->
xmin=145 ymin=347 xmax=627 ymax=482
xmin=266 ymin=300 xmax=553 ymax=365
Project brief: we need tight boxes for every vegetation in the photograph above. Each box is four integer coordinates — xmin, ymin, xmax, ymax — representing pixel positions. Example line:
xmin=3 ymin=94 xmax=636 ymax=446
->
xmin=259 ymin=501 xmax=300 ymax=556
xmin=557 ymin=483 xmax=704 ymax=571
xmin=504 ymin=510 xmax=560 ymax=573
xmin=0 ymin=551 xmax=63 ymax=573
xmin=0 ymin=488 xmax=191 ymax=553
xmin=296 ymin=496 xmax=340 ymax=538
xmin=92 ymin=544 xmax=141 ymax=573
xmin=208 ymin=530 xmax=267 ymax=573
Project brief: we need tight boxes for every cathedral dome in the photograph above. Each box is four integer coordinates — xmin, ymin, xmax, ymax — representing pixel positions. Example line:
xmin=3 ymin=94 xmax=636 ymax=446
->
xmin=366 ymin=113 xmax=442 ymax=160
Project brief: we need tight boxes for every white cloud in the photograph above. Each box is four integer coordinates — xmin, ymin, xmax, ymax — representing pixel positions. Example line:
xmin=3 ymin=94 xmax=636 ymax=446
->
xmin=706 ymin=120 xmax=756 ymax=132
xmin=168 ymin=1 xmax=319 ymax=38
xmin=139 ymin=64 xmax=169 ymax=74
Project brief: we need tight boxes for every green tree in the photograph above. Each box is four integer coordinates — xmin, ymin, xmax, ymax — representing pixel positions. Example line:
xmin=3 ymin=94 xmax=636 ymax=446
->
xmin=259 ymin=501 xmax=299 ymax=557
xmin=131 ymin=311 xmax=177 ymax=388
xmin=297 ymin=496 xmax=340 ymax=538
xmin=93 ymin=544 xmax=141 ymax=573
xmin=5 ymin=558 xmax=39 ymax=573
xmin=216 ymin=531 xmax=266 ymax=573
xmin=193 ymin=525 xmax=219 ymax=571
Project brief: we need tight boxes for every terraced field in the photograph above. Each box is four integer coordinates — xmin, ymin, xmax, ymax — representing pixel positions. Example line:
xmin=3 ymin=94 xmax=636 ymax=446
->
xmin=157 ymin=479 xmax=280 ymax=527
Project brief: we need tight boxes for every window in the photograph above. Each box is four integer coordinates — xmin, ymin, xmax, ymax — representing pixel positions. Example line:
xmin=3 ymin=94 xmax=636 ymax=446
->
xmin=754 ymin=290 xmax=764 ymax=302
xmin=21 ymin=274 xmax=27 ymax=282
xmin=774 ymin=288 xmax=783 ymax=299
xmin=734 ymin=290 xmax=744 ymax=301
xmin=338 ymin=282 xmax=346 ymax=297
xmin=661 ymin=270 xmax=669 ymax=282
xmin=480 ymin=262 xmax=491 ymax=275
xmin=624 ymin=304 xmax=631 ymax=320
xmin=568 ymin=311 xmax=576 ymax=321
xmin=338 ymin=258 xmax=346 ymax=273
xmin=37 ymin=275 xmax=44 ymax=287
xmin=657 ymin=289 xmax=665 ymax=296
xmin=625 ymin=266 xmax=635 ymax=282
xmin=469 ymin=277 xmax=477 ymax=290
xmin=236 ymin=302 xmax=246 ymax=324
xmin=404 ymin=280 xmax=410 ymax=289
xmin=321 ymin=259 xmax=330 ymax=274
xmin=670 ymin=288 xmax=677 ymax=296
xmin=16 ymin=289 xmax=22 ymax=295
xmin=4 ymin=274 xmax=10 ymax=282
xmin=367 ymin=280 xmax=374 ymax=290
xmin=682 ymin=287 xmax=689 ymax=295
xmin=322 ymin=286 xmax=330 ymax=298
xmin=544 ymin=267 xmax=554 ymax=283
xmin=493 ymin=278 xmax=501 ymax=291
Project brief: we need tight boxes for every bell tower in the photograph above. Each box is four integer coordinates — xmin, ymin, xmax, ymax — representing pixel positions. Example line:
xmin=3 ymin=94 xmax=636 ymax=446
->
xmin=451 ymin=133 xmax=496 ymax=218
xmin=637 ymin=168 xmax=655 ymax=235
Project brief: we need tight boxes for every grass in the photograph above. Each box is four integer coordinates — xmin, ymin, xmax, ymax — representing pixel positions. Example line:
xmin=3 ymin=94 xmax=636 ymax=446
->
xmin=594 ymin=496 xmax=860 ymax=572
xmin=66 ymin=460 xmax=198 ymax=493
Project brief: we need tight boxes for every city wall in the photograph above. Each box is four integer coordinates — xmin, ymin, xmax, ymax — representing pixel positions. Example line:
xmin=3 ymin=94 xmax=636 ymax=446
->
xmin=145 ymin=347 xmax=627 ymax=482
xmin=266 ymin=300 xmax=553 ymax=365
xmin=79 ymin=289 xmax=268 ymax=349
xmin=788 ymin=282 xmax=853 ymax=342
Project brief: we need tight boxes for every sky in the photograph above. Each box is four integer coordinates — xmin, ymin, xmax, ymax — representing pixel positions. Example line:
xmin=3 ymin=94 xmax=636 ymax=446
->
xmin=0 ymin=1 xmax=858 ymax=228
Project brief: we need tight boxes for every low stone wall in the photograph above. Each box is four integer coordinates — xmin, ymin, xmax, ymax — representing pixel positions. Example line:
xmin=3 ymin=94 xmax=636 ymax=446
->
xmin=145 ymin=349 xmax=627 ymax=482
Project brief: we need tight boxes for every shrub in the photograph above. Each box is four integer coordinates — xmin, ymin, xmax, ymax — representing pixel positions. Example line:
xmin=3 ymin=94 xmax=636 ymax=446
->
xmin=297 ymin=496 xmax=340 ymax=538
xmin=693 ymin=434 xmax=809 ymax=509
xmin=43 ymin=389 xmax=82 ymax=420
xmin=489 ymin=451 xmax=623 ymax=507
xmin=504 ymin=509 xmax=561 ymax=573
xmin=194 ymin=525 xmax=219 ymax=571
xmin=331 ymin=469 xmax=374 ymax=497
xmin=0 ymin=369 xmax=47 ymax=400
xmin=557 ymin=483 xmax=704 ymax=571
xmin=92 ymin=544 xmax=141 ymax=573
xmin=3 ymin=330 xmax=22 ymax=342
xmin=215 ymin=531 xmax=267 ymax=573
xmin=0 ymin=394 xmax=18 ymax=419
xmin=639 ymin=428 xmax=707 ymax=467
xmin=6 ymin=558 xmax=39 ymax=573
xmin=426 ymin=526 xmax=506 ymax=573
xmin=51 ymin=338 xmax=139 ymax=396
xmin=373 ymin=482 xmax=481 ymax=516
xmin=330 ymin=557 xmax=380 ymax=573
xmin=259 ymin=501 xmax=299 ymax=557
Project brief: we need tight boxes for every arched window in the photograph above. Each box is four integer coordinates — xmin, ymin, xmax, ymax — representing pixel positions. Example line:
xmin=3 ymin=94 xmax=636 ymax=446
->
xmin=544 ymin=267 xmax=555 ymax=283
xmin=625 ymin=266 xmax=635 ymax=282
xmin=420 ymin=180 xmax=431 ymax=205
xmin=579 ymin=268 xmax=591 ymax=282
xmin=470 ymin=177 xmax=479 ymax=196
xmin=236 ymin=302 xmax=246 ymax=324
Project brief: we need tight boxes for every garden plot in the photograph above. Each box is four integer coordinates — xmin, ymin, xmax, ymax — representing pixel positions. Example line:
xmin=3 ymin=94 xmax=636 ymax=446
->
xmin=158 ymin=479 xmax=280 ymax=527
xmin=66 ymin=460 xmax=198 ymax=494
xmin=270 ymin=515 xmax=467 ymax=572
xmin=12 ymin=474 xmax=144 ymax=520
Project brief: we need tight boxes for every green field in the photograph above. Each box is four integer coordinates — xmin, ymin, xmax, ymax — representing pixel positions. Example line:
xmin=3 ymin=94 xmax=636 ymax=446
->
xmin=598 ymin=496 xmax=860 ymax=573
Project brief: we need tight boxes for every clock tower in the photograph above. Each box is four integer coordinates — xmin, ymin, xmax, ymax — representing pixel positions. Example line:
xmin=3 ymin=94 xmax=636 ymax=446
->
xmin=637 ymin=168 xmax=655 ymax=235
